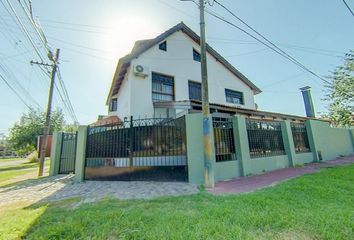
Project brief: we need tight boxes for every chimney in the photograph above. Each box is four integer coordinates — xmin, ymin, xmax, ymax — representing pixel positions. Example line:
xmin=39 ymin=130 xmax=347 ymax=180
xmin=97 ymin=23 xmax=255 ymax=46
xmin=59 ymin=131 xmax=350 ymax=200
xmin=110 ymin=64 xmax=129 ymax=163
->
xmin=300 ymin=86 xmax=315 ymax=118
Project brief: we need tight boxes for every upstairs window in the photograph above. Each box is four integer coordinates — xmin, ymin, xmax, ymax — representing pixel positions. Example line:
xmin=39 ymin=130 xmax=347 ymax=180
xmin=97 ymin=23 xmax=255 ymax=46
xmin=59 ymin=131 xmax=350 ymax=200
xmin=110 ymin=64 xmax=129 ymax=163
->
xmin=152 ymin=72 xmax=174 ymax=102
xmin=159 ymin=41 xmax=167 ymax=51
xmin=188 ymin=81 xmax=202 ymax=101
xmin=110 ymin=98 xmax=118 ymax=112
xmin=225 ymin=89 xmax=244 ymax=105
xmin=193 ymin=49 xmax=201 ymax=62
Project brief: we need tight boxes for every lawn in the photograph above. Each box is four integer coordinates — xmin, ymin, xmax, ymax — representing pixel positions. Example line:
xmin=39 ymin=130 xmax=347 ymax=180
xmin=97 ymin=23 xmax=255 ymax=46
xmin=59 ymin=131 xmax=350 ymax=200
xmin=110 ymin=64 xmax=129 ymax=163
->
xmin=1 ymin=164 xmax=353 ymax=240
xmin=0 ymin=157 xmax=23 ymax=163
xmin=0 ymin=158 xmax=50 ymax=187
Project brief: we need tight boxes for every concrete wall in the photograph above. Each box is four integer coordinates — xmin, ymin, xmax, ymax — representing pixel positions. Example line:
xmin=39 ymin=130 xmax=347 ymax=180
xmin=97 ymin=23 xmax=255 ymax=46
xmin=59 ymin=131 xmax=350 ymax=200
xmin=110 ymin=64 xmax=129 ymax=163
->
xmin=295 ymin=152 xmax=313 ymax=165
xmin=185 ymin=115 xmax=354 ymax=186
xmin=307 ymin=120 xmax=354 ymax=161
xmin=246 ymin=155 xmax=289 ymax=175
xmin=51 ymin=115 xmax=353 ymax=186
xmin=111 ymin=30 xmax=256 ymax=119
xmin=215 ymin=161 xmax=241 ymax=182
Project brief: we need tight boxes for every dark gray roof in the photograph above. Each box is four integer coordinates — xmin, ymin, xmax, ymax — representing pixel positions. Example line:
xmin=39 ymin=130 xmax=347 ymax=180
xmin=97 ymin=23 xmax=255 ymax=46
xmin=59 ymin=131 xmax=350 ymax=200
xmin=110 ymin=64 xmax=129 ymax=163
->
xmin=107 ymin=22 xmax=262 ymax=104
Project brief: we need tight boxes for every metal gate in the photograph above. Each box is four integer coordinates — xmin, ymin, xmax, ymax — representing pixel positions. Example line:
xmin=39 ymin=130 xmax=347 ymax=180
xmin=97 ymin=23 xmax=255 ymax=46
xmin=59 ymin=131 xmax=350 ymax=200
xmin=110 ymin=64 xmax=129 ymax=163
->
xmin=85 ymin=116 xmax=188 ymax=181
xmin=59 ymin=132 xmax=77 ymax=174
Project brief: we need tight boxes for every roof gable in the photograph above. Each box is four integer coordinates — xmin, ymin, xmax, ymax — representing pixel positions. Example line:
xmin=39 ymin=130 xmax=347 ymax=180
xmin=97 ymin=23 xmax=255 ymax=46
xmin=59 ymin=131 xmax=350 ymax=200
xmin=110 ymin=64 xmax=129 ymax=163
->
xmin=107 ymin=22 xmax=261 ymax=104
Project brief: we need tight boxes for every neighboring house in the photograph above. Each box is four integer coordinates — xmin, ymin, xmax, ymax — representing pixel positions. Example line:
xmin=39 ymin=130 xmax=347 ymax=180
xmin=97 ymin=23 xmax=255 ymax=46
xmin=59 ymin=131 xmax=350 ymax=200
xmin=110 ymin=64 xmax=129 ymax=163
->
xmin=106 ymin=22 xmax=262 ymax=120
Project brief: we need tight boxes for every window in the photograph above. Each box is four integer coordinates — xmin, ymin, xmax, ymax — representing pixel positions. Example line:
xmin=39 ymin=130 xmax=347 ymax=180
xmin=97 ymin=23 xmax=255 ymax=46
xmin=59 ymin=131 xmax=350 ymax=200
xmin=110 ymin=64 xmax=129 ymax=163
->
xmin=110 ymin=98 xmax=117 ymax=112
xmin=193 ymin=49 xmax=201 ymax=62
xmin=159 ymin=41 xmax=167 ymax=51
xmin=225 ymin=89 xmax=244 ymax=105
xmin=152 ymin=72 xmax=174 ymax=102
xmin=188 ymin=81 xmax=202 ymax=101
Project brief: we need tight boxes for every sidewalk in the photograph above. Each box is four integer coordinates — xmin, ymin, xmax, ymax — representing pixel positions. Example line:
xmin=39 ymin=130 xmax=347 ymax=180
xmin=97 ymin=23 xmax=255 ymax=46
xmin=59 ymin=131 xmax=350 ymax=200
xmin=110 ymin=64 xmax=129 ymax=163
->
xmin=210 ymin=155 xmax=354 ymax=195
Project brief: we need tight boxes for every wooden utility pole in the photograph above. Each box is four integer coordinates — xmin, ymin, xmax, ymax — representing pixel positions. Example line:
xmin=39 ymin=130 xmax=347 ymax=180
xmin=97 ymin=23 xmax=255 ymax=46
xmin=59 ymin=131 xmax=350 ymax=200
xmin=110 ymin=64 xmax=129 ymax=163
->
xmin=199 ymin=0 xmax=214 ymax=188
xmin=36 ymin=49 xmax=60 ymax=176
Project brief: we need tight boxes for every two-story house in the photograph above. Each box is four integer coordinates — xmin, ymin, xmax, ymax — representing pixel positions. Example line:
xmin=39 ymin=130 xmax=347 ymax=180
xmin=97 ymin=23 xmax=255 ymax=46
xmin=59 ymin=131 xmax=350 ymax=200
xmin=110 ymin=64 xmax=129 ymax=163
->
xmin=106 ymin=22 xmax=262 ymax=121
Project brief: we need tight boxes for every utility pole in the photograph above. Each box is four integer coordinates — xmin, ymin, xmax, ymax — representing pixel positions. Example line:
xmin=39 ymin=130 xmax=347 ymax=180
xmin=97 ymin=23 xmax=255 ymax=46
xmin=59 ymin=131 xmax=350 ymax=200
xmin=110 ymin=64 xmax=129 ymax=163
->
xmin=199 ymin=0 xmax=214 ymax=188
xmin=32 ymin=49 xmax=60 ymax=176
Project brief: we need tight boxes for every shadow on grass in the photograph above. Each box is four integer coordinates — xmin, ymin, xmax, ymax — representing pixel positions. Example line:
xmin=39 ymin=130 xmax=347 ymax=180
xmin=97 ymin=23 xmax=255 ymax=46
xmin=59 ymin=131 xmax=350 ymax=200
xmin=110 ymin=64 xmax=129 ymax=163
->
xmin=0 ymin=162 xmax=38 ymax=172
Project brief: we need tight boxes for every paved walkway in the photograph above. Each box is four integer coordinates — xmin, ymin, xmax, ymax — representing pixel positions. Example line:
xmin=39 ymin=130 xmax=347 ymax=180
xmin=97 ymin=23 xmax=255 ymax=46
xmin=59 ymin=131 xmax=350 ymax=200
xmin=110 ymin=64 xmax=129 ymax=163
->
xmin=210 ymin=155 xmax=354 ymax=195
xmin=0 ymin=175 xmax=199 ymax=206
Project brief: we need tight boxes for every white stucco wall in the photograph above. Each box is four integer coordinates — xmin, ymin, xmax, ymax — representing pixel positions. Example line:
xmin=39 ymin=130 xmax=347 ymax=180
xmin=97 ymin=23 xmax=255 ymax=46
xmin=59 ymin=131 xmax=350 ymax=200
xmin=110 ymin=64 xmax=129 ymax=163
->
xmin=112 ymin=30 xmax=256 ymax=119
xmin=108 ymin=69 xmax=131 ymax=119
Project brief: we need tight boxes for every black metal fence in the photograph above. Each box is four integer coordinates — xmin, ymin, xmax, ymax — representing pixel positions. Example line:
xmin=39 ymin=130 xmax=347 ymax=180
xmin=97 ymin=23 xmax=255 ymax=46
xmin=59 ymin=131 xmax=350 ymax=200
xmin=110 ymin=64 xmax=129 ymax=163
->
xmin=212 ymin=118 xmax=236 ymax=162
xmin=291 ymin=123 xmax=311 ymax=153
xmin=59 ymin=132 xmax=77 ymax=174
xmin=85 ymin=116 xmax=187 ymax=181
xmin=246 ymin=119 xmax=285 ymax=158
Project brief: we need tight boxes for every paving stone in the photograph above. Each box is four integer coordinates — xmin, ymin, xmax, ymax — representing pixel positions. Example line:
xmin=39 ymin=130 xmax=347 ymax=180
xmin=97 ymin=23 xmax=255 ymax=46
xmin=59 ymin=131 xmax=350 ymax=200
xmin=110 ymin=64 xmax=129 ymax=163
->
xmin=0 ymin=175 xmax=199 ymax=206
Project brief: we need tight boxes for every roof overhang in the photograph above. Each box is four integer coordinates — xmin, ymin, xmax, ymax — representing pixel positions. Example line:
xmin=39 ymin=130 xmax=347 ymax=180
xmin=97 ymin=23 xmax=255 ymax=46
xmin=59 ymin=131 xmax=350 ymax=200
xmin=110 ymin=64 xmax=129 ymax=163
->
xmin=155 ymin=100 xmax=322 ymax=122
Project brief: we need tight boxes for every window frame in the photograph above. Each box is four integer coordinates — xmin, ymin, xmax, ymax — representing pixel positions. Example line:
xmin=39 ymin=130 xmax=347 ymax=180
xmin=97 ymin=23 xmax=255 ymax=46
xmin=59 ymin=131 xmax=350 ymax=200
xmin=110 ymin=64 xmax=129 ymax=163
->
xmin=158 ymin=41 xmax=167 ymax=51
xmin=151 ymin=72 xmax=175 ymax=102
xmin=110 ymin=98 xmax=118 ymax=112
xmin=188 ymin=80 xmax=202 ymax=101
xmin=225 ymin=89 xmax=244 ymax=105
xmin=193 ymin=48 xmax=201 ymax=62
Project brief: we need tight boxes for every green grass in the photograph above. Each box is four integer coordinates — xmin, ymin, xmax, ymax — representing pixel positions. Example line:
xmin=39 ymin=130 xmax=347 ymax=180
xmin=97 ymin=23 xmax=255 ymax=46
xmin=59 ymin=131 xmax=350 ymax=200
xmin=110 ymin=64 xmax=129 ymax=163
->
xmin=0 ymin=160 xmax=50 ymax=186
xmin=0 ymin=164 xmax=351 ymax=240
xmin=0 ymin=157 xmax=23 ymax=163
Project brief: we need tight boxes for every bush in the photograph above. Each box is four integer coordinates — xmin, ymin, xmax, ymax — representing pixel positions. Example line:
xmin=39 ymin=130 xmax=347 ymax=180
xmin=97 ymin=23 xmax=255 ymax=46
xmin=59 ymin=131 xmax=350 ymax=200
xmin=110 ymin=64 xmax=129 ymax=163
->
xmin=26 ymin=151 xmax=39 ymax=163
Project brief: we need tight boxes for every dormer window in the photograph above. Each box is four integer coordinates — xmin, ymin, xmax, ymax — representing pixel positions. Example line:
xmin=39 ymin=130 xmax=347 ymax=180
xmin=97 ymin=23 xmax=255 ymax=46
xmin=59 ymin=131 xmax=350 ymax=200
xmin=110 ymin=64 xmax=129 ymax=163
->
xmin=159 ymin=41 xmax=167 ymax=51
xmin=193 ymin=49 xmax=201 ymax=62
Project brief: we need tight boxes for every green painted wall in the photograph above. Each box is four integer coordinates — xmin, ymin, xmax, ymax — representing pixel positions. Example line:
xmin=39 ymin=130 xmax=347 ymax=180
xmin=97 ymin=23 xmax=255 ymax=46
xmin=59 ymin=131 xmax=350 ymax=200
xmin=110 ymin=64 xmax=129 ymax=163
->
xmin=246 ymin=155 xmax=289 ymax=175
xmin=215 ymin=160 xmax=240 ymax=181
xmin=49 ymin=132 xmax=62 ymax=176
xmin=295 ymin=152 xmax=314 ymax=165
xmin=74 ymin=126 xmax=87 ymax=182
xmin=307 ymin=120 xmax=354 ymax=161
xmin=186 ymin=113 xmax=208 ymax=185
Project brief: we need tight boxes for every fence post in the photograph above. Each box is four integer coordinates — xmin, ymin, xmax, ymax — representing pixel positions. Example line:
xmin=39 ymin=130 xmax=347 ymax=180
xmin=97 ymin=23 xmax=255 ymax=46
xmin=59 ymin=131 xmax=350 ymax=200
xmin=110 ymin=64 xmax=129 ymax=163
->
xmin=232 ymin=116 xmax=250 ymax=176
xmin=74 ymin=125 xmax=88 ymax=182
xmin=305 ymin=120 xmax=320 ymax=162
xmin=281 ymin=121 xmax=296 ymax=167
xmin=185 ymin=113 xmax=215 ymax=185
xmin=49 ymin=131 xmax=62 ymax=176
xmin=129 ymin=116 xmax=133 ymax=167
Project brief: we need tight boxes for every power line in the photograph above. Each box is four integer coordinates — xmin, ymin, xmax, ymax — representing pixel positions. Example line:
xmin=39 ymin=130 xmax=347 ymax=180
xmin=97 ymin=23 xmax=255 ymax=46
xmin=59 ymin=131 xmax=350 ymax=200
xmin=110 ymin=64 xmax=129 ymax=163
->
xmin=0 ymin=73 xmax=33 ymax=109
xmin=0 ymin=61 xmax=42 ymax=108
xmin=1 ymin=0 xmax=47 ymax=62
xmin=342 ymin=0 xmax=354 ymax=17
xmin=206 ymin=0 xmax=331 ymax=84
xmin=56 ymin=68 xmax=78 ymax=123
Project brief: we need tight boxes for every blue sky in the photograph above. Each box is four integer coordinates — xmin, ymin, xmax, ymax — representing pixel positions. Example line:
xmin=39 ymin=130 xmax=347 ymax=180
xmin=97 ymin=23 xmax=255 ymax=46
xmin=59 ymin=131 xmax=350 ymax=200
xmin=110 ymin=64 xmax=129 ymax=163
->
xmin=0 ymin=0 xmax=353 ymax=134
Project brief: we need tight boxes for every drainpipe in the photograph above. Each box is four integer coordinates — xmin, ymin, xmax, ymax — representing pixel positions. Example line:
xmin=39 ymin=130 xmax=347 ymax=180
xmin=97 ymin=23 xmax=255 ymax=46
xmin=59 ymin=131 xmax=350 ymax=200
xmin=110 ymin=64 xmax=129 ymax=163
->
xmin=300 ymin=86 xmax=315 ymax=118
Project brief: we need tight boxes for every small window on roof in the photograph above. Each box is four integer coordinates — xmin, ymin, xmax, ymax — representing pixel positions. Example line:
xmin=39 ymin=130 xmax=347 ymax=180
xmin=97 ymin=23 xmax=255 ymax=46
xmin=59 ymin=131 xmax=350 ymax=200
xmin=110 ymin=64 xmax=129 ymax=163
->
xmin=159 ymin=41 xmax=167 ymax=51
xmin=193 ymin=49 xmax=201 ymax=62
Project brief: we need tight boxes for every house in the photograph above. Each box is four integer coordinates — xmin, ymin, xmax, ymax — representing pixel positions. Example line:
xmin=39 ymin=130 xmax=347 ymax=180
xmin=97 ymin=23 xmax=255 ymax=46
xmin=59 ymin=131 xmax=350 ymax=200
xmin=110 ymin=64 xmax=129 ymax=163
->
xmin=106 ymin=22 xmax=262 ymax=120
xmin=50 ymin=23 xmax=354 ymax=184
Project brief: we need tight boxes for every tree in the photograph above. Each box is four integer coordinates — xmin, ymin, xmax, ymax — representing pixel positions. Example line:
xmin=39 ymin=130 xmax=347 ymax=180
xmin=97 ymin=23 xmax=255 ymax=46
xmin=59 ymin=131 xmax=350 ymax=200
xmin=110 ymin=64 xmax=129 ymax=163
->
xmin=8 ymin=108 xmax=65 ymax=155
xmin=324 ymin=50 xmax=354 ymax=127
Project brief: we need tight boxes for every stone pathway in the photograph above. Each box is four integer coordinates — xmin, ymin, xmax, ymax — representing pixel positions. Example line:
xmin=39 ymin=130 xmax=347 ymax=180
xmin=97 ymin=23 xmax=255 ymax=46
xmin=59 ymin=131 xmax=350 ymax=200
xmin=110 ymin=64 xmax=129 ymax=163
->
xmin=210 ymin=155 xmax=354 ymax=195
xmin=0 ymin=175 xmax=199 ymax=206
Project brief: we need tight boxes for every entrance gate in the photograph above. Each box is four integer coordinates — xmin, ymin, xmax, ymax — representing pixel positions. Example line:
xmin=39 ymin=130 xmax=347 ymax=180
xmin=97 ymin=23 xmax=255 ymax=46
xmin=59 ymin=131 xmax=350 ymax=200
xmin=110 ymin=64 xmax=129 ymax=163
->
xmin=85 ymin=116 xmax=188 ymax=181
xmin=58 ymin=132 xmax=77 ymax=174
